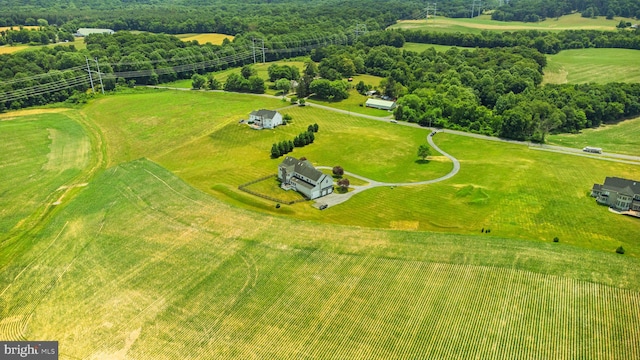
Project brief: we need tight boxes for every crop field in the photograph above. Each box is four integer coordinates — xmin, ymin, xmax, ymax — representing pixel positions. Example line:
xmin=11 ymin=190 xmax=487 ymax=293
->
xmin=175 ymin=33 xmax=235 ymax=45
xmin=402 ymin=42 xmax=466 ymax=53
xmin=0 ymin=39 xmax=85 ymax=54
xmin=0 ymin=110 xmax=91 ymax=239
xmin=82 ymin=90 xmax=640 ymax=255
xmin=389 ymin=13 xmax=637 ymax=33
xmin=547 ymin=116 xmax=640 ymax=156
xmin=1 ymin=156 xmax=640 ymax=358
xmin=2 ymin=89 xmax=640 ymax=358
xmin=543 ymin=48 xmax=640 ymax=84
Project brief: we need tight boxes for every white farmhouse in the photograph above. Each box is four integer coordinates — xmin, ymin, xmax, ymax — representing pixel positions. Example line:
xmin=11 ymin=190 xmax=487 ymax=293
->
xmin=278 ymin=156 xmax=333 ymax=200
xmin=249 ymin=109 xmax=283 ymax=129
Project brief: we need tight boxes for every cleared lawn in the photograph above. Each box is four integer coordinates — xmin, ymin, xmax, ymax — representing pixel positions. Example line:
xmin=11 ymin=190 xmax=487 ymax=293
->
xmin=0 ymin=39 xmax=85 ymax=54
xmin=547 ymin=116 xmax=640 ymax=156
xmin=543 ymin=48 xmax=640 ymax=84
xmin=175 ymin=33 xmax=235 ymax=45
xmin=162 ymin=60 xmax=308 ymax=94
xmin=390 ymin=13 xmax=637 ymax=33
xmin=1 ymin=158 xmax=639 ymax=358
xmin=403 ymin=42 xmax=469 ymax=53
xmin=83 ymin=90 xmax=640 ymax=254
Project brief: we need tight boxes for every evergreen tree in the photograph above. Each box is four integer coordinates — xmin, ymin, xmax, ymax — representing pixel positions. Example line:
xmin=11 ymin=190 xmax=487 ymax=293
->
xmin=271 ymin=144 xmax=280 ymax=158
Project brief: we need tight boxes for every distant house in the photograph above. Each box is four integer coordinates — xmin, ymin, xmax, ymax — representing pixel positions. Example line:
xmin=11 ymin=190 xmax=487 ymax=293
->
xmin=591 ymin=177 xmax=640 ymax=211
xmin=278 ymin=156 xmax=333 ymax=200
xmin=75 ymin=28 xmax=114 ymax=37
xmin=249 ymin=109 xmax=283 ymax=129
xmin=365 ymin=98 xmax=396 ymax=111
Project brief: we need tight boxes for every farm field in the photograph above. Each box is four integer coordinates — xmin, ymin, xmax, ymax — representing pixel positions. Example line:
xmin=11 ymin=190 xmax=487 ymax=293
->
xmin=83 ymin=90 xmax=640 ymax=254
xmin=543 ymin=48 xmax=640 ymax=84
xmin=389 ymin=13 xmax=637 ymax=33
xmin=547 ymin=116 xmax=640 ymax=156
xmin=402 ymin=42 xmax=468 ymax=53
xmin=175 ymin=32 xmax=235 ymax=45
xmin=0 ymin=39 xmax=85 ymax=54
xmin=0 ymin=110 xmax=91 ymax=239
xmin=1 ymin=90 xmax=640 ymax=358
xmin=1 ymin=157 xmax=640 ymax=358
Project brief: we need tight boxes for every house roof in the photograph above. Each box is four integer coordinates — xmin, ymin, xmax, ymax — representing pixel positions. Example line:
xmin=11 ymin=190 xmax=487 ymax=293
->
xmin=278 ymin=156 xmax=324 ymax=182
xmin=250 ymin=109 xmax=278 ymax=120
xmin=291 ymin=177 xmax=315 ymax=190
xmin=365 ymin=98 xmax=396 ymax=108
xmin=592 ymin=183 xmax=602 ymax=191
xmin=76 ymin=28 xmax=114 ymax=36
xmin=602 ymin=177 xmax=640 ymax=196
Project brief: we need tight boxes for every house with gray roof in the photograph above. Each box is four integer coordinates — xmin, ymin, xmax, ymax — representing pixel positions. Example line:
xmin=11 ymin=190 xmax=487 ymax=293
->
xmin=365 ymin=98 xmax=396 ymax=110
xmin=591 ymin=177 xmax=640 ymax=212
xmin=278 ymin=156 xmax=333 ymax=200
xmin=249 ymin=109 xmax=283 ymax=129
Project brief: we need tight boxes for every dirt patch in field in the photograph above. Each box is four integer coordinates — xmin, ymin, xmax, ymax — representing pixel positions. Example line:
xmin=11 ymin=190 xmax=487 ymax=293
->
xmin=390 ymin=220 xmax=420 ymax=230
xmin=0 ymin=108 xmax=71 ymax=120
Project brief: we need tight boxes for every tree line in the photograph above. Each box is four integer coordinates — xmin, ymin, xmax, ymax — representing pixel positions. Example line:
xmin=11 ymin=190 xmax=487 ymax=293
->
xmin=397 ymin=28 xmax=640 ymax=54
xmin=491 ymin=0 xmax=640 ymax=22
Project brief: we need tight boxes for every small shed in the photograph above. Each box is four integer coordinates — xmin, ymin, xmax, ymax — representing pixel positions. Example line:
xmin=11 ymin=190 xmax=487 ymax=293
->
xmin=365 ymin=98 xmax=396 ymax=111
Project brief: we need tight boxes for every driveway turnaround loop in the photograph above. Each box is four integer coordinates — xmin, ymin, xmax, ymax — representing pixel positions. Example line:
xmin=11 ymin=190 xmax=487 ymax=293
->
xmin=315 ymin=132 xmax=460 ymax=208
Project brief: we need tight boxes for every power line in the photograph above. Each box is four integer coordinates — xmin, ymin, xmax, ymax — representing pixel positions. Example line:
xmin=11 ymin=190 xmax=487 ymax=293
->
xmin=1 ymin=31 xmax=356 ymax=103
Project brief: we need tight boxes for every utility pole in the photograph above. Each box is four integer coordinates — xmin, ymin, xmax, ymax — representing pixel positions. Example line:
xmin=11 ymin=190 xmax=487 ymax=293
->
xmin=252 ymin=38 xmax=257 ymax=64
xmin=354 ymin=23 xmax=368 ymax=41
xmin=94 ymin=58 xmax=104 ymax=94
xmin=252 ymin=38 xmax=265 ymax=64
xmin=426 ymin=3 xmax=437 ymax=21
xmin=85 ymin=56 xmax=95 ymax=93
xmin=471 ymin=0 xmax=482 ymax=18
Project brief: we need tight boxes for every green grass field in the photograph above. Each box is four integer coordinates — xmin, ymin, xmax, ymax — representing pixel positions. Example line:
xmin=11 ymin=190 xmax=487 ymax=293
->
xmin=390 ymin=13 xmax=637 ymax=33
xmin=1 ymin=158 xmax=639 ymax=358
xmin=402 ymin=42 xmax=468 ymax=53
xmin=175 ymin=33 xmax=235 ymax=45
xmin=543 ymin=48 xmax=640 ymax=84
xmin=2 ymin=90 xmax=640 ymax=358
xmin=0 ymin=111 xmax=91 ymax=238
xmin=80 ymin=90 xmax=640 ymax=255
xmin=547 ymin=116 xmax=640 ymax=155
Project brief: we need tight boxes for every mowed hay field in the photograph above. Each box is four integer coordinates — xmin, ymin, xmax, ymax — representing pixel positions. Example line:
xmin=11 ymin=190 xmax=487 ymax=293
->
xmin=175 ymin=33 xmax=235 ymax=45
xmin=389 ymin=13 xmax=637 ymax=33
xmin=547 ymin=116 xmax=640 ymax=156
xmin=543 ymin=48 xmax=640 ymax=84
xmin=2 ymin=157 xmax=640 ymax=359
xmin=0 ymin=110 xmax=91 ymax=239
xmin=84 ymin=90 xmax=640 ymax=254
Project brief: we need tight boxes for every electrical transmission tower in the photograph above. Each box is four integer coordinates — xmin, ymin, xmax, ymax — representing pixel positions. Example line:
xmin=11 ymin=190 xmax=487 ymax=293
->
xmin=425 ymin=3 xmax=437 ymax=21
xmin=252 ymin=38 xmax=266 ymax=64
xmin=471 ymin=0 xmax=482 ymax=18
xmin=354 ymin=24 xmax=368 ymax=41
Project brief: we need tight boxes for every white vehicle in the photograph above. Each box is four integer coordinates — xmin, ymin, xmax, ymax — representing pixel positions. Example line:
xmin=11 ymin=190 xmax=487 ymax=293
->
xmin=390 ymin=120 xmax=398 ymax=123
xmin=583 ymin=146 xmax=602 ymax=154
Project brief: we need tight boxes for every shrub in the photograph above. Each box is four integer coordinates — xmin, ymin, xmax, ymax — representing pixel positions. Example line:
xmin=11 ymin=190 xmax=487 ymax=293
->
xmin=616 ymin=246 xmax=625 ymax=254
xmin=553 ymin=237 xmax=559 ymax=243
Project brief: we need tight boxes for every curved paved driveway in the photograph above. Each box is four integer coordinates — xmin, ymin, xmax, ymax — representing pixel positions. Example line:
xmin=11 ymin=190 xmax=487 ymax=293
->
xmin=315 ymin=131 xmax=460 ymax=208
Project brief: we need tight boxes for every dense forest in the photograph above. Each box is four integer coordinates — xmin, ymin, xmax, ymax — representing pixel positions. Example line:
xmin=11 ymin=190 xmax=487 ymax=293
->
xmin=492 ymin=0 xmax=640 ymax=22
xmin=309 ymin=42 xmax=640 ymax=142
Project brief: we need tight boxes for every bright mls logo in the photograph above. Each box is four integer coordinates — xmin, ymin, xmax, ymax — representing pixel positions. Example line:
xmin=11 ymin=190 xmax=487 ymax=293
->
xmin=1 ymin=341 xmax=58 ymax=359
